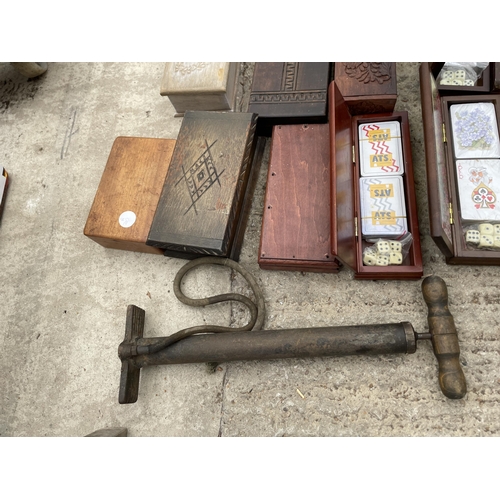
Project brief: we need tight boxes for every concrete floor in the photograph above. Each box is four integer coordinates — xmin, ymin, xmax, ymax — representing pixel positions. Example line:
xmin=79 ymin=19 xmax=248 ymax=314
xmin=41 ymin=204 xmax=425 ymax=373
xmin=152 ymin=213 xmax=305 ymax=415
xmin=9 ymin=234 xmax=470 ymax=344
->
xmin=1 ymin=62 xmax=499 ymax=437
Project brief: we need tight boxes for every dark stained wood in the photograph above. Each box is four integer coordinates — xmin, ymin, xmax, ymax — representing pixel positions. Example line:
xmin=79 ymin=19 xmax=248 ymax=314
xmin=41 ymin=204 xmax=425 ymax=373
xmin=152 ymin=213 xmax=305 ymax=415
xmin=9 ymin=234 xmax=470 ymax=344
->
xmin=248 ymin=63 xmax=331 ymax=136
xmin=420 ymin=62 xmax=500 ymax=265
xmin=84 ymin=137 xmax=175 ymax=254
xmin=258 ymin=123 xmax=341 ymax=273
xmin=334 ymin=63 xmax=397 ymax=115
xmin=329 ymin=81 xmax=423 ymax=280
xmin=0 ymin=168 xmax=8 ymax=224
xmin=492 ymin=63 xmax=500 ymax=93
xmin=147 ymin=111 xmax=258 ymax=260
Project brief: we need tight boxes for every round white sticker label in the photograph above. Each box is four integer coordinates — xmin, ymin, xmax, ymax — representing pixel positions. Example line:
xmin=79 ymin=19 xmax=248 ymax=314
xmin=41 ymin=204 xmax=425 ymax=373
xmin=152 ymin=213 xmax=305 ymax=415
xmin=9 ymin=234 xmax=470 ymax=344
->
xmin=119 ymin=211 xmax=136 ymax=228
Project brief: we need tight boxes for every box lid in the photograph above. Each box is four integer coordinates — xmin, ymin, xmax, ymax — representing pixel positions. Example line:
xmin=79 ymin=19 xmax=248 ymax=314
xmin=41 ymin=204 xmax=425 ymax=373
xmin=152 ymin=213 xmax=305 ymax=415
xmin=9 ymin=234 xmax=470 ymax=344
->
xmin=147 ymin=111 xmax=258 ymax=256
xmin=419 ymin=63 xmax=454 ymax=258
xmin=161 ymin=62 xmax=233 ymax=95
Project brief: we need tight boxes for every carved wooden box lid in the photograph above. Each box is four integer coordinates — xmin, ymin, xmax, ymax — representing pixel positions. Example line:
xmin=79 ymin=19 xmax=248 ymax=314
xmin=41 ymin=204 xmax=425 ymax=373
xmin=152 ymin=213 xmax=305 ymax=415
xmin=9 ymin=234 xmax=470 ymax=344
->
xmin=147 ymin=111 xmax=258 ymax=258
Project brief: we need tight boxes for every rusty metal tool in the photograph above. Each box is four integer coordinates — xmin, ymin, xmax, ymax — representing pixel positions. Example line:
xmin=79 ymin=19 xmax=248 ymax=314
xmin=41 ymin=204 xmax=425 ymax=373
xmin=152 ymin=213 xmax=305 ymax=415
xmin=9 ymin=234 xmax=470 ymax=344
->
xmin=118 ymin=258 xmax=466 ymax=404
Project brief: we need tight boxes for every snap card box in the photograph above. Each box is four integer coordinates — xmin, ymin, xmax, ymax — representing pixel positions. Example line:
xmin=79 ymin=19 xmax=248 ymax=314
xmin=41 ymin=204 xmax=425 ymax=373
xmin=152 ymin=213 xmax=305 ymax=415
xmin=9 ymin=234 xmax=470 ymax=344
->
xmin=420 ymin=62 xmax=500 ymax=264
xmin=334 ymin=63 xmax=397 ymax=115
xmin=160 ymin=62 xmax=240 ymax=116
xmin=258 ymin=123 xmax=341 ymax=273
xmin=0 ymin=167 xmax=8 ymax=223
xmin=329 ymin=81 xmax=423 ymax=280
xmin=147 ymin=111 xmax=261 ymax=260
xmin=84 ymin=137 xmax=176 ymax=254
xmin=247 ymin=62 xmax=332 ymax=136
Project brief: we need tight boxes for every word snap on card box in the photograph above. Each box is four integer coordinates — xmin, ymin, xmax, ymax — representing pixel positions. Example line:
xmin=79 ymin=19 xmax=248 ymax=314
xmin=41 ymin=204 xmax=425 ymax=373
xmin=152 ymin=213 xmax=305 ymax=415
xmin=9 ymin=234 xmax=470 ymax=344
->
xmin=329 ymin=81 xmax=423 ymax=280
xmin=247 ymin=62 xmax=331 ymax=136
xmin=334 ymin=63 xmax=397 ymax=115
xmin=160 ymin=62 xmax=240 ymax=116
xmin=420 ymin=62 xmax=500 ymax=264
xmin=84 ymin=137 xmax=176 ymax=255
xmin=258 ymin=123 xmax=341 ymax=273
xmin=147 ymin=111 xmax=261 ymax=261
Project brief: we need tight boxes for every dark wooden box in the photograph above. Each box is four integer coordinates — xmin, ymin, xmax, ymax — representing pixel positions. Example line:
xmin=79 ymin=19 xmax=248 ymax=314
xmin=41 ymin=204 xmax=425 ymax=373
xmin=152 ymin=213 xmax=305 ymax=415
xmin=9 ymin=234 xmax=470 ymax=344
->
xmin=258 ymin=123 xmax=341 ymax=273
xmin=247 ymin=62 xmax=331 ymax=136
xmin=330 ymin=81 xmax=423 ymax=280
xmin=334 ymin=63 xmax=397 ymax=115
xmin=84 ymin=137 xmax=176 ymax=255
xmin=420 ymin=62 xmax=500 ymax=265
xmin=0 ymin=167 xmax=8 ymax=224
xmin=147 ymin=111 xmax=261 ymax=260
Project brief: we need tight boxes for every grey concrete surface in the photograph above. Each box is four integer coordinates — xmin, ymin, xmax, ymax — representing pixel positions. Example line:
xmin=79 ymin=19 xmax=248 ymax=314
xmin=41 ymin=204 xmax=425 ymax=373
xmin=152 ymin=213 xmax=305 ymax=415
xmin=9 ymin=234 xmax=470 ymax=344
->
xmin=1 ymin=62 xmax=499 ymax=437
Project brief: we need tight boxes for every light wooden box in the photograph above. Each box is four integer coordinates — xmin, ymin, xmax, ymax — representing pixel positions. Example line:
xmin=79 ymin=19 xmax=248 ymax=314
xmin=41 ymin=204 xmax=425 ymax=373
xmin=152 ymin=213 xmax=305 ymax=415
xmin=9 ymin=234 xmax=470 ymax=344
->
xmin=84 ymin=137 xmax=175 ymax=254
xmin=160 ymin=62 xmax=240 ymax=117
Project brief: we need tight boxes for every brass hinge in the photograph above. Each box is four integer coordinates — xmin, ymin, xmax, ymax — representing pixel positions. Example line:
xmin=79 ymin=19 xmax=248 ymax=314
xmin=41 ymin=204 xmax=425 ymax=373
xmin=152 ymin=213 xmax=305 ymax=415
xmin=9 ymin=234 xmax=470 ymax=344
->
xmin=442 ymin=123 xmax=447 ymax=143
xmin=354 ymin=216 xmax=358 ymax=237
xmin=352 ymin=146 xmax=355 ymax=164
xmin=449 ymin=203 xmax=454 ymax=224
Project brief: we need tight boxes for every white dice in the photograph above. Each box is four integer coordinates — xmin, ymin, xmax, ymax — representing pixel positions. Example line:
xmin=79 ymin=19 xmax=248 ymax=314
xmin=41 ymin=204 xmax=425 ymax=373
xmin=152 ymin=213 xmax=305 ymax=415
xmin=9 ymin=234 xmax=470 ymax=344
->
xmin=479 ymin=234 xmax=494 ymax=248
xmin=375 ymin=241 xmax=390 ymax=255
xmin=375 ymin=255 xmax=390 ymax=266
xmin=363 ymin=253 xmax=377 ymax=266
xmin=479 ymin=223 xmax=494 ymax=235
xmin=390 ymin=241 xmax=402 ymax=253
xmin=466 ymin=229 xmax=480 ymax=244
xmin=389 ymin=252 xmax=403 ymax=265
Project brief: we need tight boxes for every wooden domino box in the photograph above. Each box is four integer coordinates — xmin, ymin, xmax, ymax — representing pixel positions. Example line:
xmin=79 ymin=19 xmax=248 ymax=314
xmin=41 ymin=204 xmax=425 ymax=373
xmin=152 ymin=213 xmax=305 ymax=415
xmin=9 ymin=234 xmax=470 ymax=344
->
xmin=84 ymin=137 xmax=175 ymax=254
xmin=147 ymin=111 xmax=260 ymax=261
xmin=160 ymin=62 xmax=240 ymax=116
xmin=247 ymin=62 xmax=331 ymax=136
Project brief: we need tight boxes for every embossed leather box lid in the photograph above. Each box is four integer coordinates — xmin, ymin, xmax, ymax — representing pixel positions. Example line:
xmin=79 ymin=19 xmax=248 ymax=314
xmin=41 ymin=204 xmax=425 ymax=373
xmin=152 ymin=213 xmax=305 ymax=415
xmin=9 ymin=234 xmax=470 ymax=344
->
xmin=334 ymin=63 xmax=397 ymax=115
xmin=258 ymin=123 xmax=341 ymax=273
xmin=147 ymin=111 xmax=258 ymax=259
xmin=160 ymin=62 xmax=239 ymax=115
xmin=248 ymin=62 xmax=331 ymax=136
xmin=84 ymin=137 xmax=176 ymax=254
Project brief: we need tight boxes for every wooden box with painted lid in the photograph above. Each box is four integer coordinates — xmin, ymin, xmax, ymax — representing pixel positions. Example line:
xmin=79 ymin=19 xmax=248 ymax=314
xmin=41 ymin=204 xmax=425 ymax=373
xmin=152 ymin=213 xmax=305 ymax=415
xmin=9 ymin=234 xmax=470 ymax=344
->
xmin=146 ymin=111 xmax=262 ymax=261
xmin=329 ymin=81 xmax=423 ymax=279
xmin=420 ymin=62 xmax=500 ymax=264
xmin=258 ymin=123 xmax=341 ymax=273
xmin=160 ymin=62 xmax=240 ymax=117
xmin=334 ymin=62 xmax=397 ymax=115
xmin=84 ymin=137 xmax=175 ymax=254
xmin=247 ymin=62 xmax=332 ymax=136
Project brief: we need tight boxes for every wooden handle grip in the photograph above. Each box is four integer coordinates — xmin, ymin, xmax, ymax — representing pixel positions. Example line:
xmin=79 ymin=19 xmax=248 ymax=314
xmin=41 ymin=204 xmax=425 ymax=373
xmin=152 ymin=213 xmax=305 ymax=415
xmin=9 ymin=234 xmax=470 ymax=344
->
xmin=422 ymin=275 xmax=467 ymax=399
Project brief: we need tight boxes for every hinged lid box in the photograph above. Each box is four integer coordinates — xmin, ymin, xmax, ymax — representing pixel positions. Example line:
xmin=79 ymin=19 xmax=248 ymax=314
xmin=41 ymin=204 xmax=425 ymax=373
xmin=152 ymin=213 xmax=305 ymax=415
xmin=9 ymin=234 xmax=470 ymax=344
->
xmin=248 ymin=62 xmax=331 ymax=136
xmin=147 ymin=111 xmax=261 ymax=261
xmin=160 ymin=62 xmax=240 ymax=116
xmin=420 ymin=62 xmax=500 ymax=264
xmin=334 ymin=63 xmax=397 ymax=115
xmin=330 ymin=81 xmax=423 ymax=279
xmin=258 ymin=123 xmax=341 ymax=273
xmin=84 ymin=137 xmax=175 ymax=254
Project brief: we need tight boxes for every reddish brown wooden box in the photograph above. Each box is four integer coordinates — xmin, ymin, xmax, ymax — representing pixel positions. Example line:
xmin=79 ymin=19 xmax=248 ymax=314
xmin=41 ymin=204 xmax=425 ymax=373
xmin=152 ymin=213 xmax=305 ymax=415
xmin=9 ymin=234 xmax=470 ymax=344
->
xmin=429 ymin=62 xmax=492 ymax=94
xmin=330 ymin=81 xmax=423 ymax=280
xmin=258 ymin=123 xmax=341 ymax=273
xmin=248 ymin=62 xmax=331 ymax=136
xmin=334 ymin=63 xmax=397 ymax=115
xmin=147 ymin=111 xmax=261 ymax=260
xmin=420 ymin=62 xmax=500 ymax=265
xmin=84 ymin=137 xmax=175 ymax=254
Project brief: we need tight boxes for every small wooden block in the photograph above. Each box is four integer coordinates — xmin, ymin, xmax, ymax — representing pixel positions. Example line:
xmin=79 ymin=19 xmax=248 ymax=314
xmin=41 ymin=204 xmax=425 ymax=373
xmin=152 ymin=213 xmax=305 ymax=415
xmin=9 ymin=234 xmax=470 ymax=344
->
xmin=84 ymin=137 xmax=175 ymax=254
xmin=334 ymin=63 xmax=397 ymax=114
xmin=248 ymin=62 xmax=331 ymax=136
xmin=258 ymin=123 xmax=340 ymax=273
xmin=147 ymin=111 xmax=258 ymax=260
xmin=160 ymin=62 xmax=240 ymax=116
